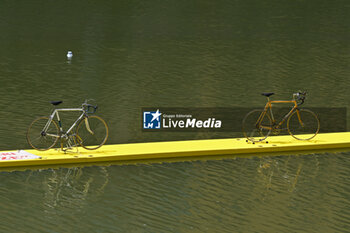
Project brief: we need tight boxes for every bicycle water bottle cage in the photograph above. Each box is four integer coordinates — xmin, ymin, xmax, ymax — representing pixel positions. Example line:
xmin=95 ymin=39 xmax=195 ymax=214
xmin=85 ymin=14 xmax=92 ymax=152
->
xmin=51 ymin=101 xmax=63 ymax=106
xmin=261 ymin=92 xmax=274 ymax=97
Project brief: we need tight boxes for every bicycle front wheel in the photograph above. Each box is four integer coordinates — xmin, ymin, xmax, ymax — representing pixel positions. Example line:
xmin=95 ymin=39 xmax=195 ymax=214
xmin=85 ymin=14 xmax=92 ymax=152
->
xmin=242 ymin=109 xmax=272 ymax=142
xmin=27 ymin=117 xmax=59 ymax=150
xmin=287 ymin=109 xmax=320 ymax=140
xmin=76 ymin=115 xmax=108 ymax=150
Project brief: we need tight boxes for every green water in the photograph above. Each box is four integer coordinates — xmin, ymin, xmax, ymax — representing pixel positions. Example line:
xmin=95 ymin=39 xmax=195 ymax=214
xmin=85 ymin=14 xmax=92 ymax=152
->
xmin=0 ymin=0 xmax=349 ymax=232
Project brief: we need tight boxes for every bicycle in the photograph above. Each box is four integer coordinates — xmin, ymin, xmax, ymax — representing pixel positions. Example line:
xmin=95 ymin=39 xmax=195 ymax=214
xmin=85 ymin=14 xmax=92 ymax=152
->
xmin=242 ymin=91 xmax=320 ymax=143
xmin=27 ymin=100 xmax=109 ymax=151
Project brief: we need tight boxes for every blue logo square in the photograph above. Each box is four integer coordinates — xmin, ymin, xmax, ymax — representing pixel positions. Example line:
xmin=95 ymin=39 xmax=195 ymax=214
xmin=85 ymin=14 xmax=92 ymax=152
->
xmin=143 ymin=110 xmax=162 ymax=129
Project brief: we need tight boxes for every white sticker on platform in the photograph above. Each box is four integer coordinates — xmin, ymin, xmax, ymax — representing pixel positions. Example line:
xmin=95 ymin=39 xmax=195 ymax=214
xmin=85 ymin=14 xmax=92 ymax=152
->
xmin=0 ymin=151 xmax=41 ymax=161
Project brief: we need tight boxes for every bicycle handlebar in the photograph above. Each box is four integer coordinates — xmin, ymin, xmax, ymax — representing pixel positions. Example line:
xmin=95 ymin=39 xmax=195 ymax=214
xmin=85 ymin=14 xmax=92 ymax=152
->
xmin=293 ymin=91 xmax=306 ymax=105
xmin=82 ymin=100 xmax=98 ymax=114
xmin=86 ymin=104 xmax=98 ymax=114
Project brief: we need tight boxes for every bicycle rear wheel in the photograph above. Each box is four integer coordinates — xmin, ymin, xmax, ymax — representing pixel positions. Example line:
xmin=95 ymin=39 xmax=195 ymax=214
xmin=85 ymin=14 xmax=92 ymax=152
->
xmin=242 ymin=109 xmax=272 ymax=142
xmin=287 ymin=109 xmax=320 ymax=140
xmin=76 ymin=115 xmax=108 ymax=150
xmin=27 ymin=117 xmax=59 ymax=150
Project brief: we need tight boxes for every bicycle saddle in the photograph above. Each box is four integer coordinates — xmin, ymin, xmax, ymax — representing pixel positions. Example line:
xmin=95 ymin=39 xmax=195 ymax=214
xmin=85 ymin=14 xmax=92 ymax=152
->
xmin=51 ymin=101 xmax=63 ymax=106
xmin=261 ymin=92 xmax=274 ymax=97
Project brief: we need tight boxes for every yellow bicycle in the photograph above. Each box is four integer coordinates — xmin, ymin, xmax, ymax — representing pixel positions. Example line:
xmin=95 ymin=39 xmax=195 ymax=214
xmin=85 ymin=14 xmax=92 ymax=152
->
xmin=242 ymin=91 xmax=320 ymax=143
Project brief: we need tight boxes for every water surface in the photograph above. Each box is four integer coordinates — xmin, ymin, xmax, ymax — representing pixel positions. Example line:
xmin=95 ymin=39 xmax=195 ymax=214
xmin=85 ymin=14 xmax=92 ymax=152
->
xmin=0 ymin=0 xmax=349 ymax=232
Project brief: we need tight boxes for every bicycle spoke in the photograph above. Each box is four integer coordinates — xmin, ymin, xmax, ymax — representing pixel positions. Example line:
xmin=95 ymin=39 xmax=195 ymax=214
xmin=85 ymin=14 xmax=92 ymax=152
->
xmin=242 ymin=109 xmax=272 ymax=142
xmin=287 ymin=109 xmax=320 ymax=140
xmin=27 ymin=117 xmax=59 ymax=150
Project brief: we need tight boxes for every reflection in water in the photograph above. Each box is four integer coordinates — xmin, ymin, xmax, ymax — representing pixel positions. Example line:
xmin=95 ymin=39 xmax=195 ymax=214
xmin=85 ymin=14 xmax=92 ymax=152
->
xmin=257 ymin=156 xmax=304 ymax=193
xmin=42 ymin=167 xmax=109 ymax=212
xmin=0 ymin=152 xmax=348 ymax=232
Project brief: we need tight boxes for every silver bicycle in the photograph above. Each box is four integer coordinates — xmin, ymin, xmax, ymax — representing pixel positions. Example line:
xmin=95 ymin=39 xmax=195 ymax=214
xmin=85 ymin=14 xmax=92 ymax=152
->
xmin=27 ymin=100 xmax=108 ymax=151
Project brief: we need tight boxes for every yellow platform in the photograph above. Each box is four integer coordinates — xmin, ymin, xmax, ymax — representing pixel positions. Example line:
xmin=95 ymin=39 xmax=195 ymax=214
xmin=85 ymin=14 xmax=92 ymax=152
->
xmin=0 ymin=132 xmax=350 ymax=172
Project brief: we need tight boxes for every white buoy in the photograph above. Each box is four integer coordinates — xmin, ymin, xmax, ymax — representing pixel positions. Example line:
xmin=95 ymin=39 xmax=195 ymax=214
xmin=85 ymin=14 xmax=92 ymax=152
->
xmin=67 ymin=51 xmax=73 ymax=59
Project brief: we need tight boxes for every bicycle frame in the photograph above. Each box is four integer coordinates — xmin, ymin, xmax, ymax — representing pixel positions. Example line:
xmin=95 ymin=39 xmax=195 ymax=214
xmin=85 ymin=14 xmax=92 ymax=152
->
xmin=43 ymin=108 xmax=85 ymax=138
xmin=256 ymin=98 xmax=302 ymax=130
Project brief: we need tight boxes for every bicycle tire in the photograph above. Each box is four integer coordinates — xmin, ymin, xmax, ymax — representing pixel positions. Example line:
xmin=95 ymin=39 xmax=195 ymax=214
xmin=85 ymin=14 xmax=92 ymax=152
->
xmin=27 ymin=116 xmax=59 ymax=151
xmin=242 ymin=109 xmax=272 ymax=142
xmin=287 ymin=109 xmax=320 ymax=140
xmin=76 ymin=115 xmax=108 ymax=150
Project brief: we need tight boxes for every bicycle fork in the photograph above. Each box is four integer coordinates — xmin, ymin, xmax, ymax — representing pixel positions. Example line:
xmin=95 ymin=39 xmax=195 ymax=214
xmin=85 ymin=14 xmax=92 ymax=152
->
xmin=295 ymin=110 xmax=305 ymax=127
xmin=84 ymin=118 xmax=94 ymax=135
